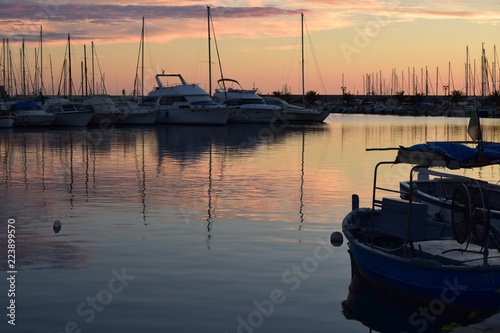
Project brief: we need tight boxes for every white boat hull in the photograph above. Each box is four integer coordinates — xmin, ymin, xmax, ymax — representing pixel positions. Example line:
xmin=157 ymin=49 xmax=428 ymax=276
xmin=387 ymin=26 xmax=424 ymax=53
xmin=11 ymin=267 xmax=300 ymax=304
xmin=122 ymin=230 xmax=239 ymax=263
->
xmin=282 ymin=109 xmax=328 ymax=123
xmin=14 ymin=113 xmax=55 ymax=126
xmin=155 ymin=108 xmax=230 ymax=125
xmin=88 ymin=112 xmax=123 ymax=127
xmin=0 ymin=115 xmax=15 ymax=128
xmin=228 ymin=106 xmax=283 ymax=124
xmin=119 ymin=111 xmax=157 ymax=125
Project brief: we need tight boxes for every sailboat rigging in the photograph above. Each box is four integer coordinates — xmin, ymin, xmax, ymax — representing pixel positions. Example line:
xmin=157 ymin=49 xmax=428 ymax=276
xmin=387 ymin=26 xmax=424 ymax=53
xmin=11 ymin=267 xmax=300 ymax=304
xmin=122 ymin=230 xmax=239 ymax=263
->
xmin=133 ymin=17 xmax=146 ymax=101
xmin=207 ymin=6 xmax=226 ymax=96
xmin=301 ymin=13 xmax=305 ymax=107
xmin=114 ymin=17 xmax=157 ymax=125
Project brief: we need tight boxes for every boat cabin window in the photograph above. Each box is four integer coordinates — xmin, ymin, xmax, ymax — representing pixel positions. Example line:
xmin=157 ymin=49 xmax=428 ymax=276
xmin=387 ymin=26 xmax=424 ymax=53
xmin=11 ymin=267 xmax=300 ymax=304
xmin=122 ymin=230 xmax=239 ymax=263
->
xmin=74 ymin=104 xmax=87 ymax=112
xmin=62 ymin=104 xmax=76 ymax=111
xmin=189 ymin=95 xmax=217 ymax=105
xmin=47 ymin=106 xmax=60 ymax=113
xmin=226 ymin=99 xmax=265 ymax=106
xmin=159 ymin=95 xmax=188 ymax=105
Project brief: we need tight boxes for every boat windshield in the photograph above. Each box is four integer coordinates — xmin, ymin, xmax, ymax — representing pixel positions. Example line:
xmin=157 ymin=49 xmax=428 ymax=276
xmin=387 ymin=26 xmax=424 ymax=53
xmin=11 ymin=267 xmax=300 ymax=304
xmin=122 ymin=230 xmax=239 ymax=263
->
xmin=186 ymin=95 xmax=218 ymax=105
xmin=156 ymin=75 xmax=186 ymax=88
xmin=264 ymin=98 xmax=286 ymax=106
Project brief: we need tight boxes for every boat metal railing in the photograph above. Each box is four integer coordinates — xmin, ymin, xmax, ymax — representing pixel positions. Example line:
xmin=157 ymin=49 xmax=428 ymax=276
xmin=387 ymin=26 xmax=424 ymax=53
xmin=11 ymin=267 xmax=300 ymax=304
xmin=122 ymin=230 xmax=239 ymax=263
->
xmin=370 ymin=161 xmax=423 ymax=255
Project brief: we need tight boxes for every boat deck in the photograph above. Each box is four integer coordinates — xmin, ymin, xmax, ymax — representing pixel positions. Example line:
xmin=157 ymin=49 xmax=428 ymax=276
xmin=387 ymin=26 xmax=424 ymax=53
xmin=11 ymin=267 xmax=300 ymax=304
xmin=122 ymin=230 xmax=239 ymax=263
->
xmin=412 ymin=240 xmax=500 ymax=267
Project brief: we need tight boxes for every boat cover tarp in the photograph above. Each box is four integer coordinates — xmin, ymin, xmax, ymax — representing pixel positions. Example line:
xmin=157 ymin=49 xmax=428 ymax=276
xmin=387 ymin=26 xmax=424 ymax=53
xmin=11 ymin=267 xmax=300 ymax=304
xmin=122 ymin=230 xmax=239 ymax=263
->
xmin=9 ymin=102 xmax=41 ymax=111
xmin=395 ymin=141 xmax=500 ymax=169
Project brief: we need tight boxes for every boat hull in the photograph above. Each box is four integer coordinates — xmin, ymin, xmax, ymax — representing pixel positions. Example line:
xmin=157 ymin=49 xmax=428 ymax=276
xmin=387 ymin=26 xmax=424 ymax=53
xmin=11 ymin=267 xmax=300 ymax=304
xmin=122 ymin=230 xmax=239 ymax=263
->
xmin=155 ymin=108 xmax=230 ymax=125
xmin=343 ymin=209 xmax=500 ymax=313
xmin=53 ymin=112 xmax=94 ymax=127
xmin=281 ymin=110 xmax=322 ymax=123
xmin=119 ymin=112 xmax=157 ymax=125
xmin=13 ymin=113 xmax=55 ymax=126
xmin=342 ymin=252 xmax=478 ymax=333
xmin=0 ymin=115 xmax=15 ymax=128
xmin=88 ymin=112 xmax=123 ymax=127
xmin=227 ymin=106 xmax=283 ymax=124
xmin=312 ymin=109 xmax=330 ymax=122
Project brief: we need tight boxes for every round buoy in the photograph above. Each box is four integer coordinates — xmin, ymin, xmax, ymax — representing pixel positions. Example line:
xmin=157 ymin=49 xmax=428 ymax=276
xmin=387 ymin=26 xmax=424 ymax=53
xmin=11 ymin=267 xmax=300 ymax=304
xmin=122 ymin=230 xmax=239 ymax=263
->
xmin=53 ymin=220 xmax=61 ymax=234
xmin=330 ymin=231 xmax=343 ymax=247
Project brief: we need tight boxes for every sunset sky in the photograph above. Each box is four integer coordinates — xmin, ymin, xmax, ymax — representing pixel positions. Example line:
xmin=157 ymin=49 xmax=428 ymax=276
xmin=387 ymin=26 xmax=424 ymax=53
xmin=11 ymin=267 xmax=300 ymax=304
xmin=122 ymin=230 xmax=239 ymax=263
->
xmin=1 ymin=0 xmax=499 ymax=97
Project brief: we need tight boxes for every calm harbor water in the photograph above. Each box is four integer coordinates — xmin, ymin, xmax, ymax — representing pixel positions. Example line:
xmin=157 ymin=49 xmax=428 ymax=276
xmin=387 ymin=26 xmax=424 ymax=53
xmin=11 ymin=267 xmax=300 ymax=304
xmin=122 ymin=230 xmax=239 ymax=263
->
xmin=1 ymin=114 xmax=499 ymax=333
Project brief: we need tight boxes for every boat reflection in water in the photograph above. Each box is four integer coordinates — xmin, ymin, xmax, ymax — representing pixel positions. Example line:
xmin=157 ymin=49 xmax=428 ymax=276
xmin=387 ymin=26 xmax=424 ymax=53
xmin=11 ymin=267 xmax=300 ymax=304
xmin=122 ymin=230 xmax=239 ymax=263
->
xmin=154 ymin=122 xmax=328 ymax=239
xmin=342 ymin=253 xmax=487 ymax=333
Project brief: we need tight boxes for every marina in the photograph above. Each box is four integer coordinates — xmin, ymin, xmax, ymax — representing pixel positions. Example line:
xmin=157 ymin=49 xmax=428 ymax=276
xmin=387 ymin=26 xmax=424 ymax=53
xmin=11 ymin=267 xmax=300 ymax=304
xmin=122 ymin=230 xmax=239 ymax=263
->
xmin=1 ymin=1 xmax=500 ymax=332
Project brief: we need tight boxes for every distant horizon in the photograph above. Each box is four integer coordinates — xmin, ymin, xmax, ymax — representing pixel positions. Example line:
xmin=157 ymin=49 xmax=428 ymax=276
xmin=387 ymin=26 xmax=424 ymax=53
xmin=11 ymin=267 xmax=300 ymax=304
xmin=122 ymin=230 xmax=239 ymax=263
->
xmin=0 ymin=1 xmax=499 ymax=97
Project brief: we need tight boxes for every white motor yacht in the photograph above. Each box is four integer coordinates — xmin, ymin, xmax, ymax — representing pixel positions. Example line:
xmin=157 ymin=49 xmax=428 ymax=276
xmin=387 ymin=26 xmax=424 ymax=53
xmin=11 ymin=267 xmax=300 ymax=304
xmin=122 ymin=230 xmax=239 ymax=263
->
xmin=148 ymin=73 xmax=231 ymax=125
xmin=213 ymin=78 xmax=283 ymax=124
xmin=44 ymin=98 xmax=94 ymax=127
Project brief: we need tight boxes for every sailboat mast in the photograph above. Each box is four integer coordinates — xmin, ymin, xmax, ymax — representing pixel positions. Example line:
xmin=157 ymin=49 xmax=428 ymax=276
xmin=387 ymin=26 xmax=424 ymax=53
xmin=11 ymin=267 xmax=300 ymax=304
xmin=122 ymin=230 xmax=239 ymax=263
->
xmin=68 ymin=33 xmax=72 ymax=97
xmin=141 ymin=16 xmax=145 ymax=99
xmin=481 ymin=43 xmax=485 ymax=97
xmin=80 ymin=61 xmax=84 ymax=97
xmin=435 ymin=67 xmax=439 ymax=96
xmin=465 ymin=46 xmax=469 ymax=96
xmin=210 ymin=7 xmax=226 ymax=94
xmin=493 ymin=45 xmax=497 ymax=92
xmin=425 ymin=66 xmax=428 ymax=96
xmin=92 ymin=41 xmax=95 ymax=95
xmin=207 ymin=6 xmax=212 ymax=95
xmin=2 ymin=39 xmax=5 ymax=94
xmin=50 ymin=54 xmax=54 ymax=95
xmin=448 ymin=61 xmax=451 ymax=96
xmin=301 ymin=12 xmax=305 ymax=107
xmin=34 ymin=48 xmax=38 ymax=94
xmin=40 ymin=25 xmax=43 ymax=95
xmin=22 ymin=39 xmax=25 ymax=96
xmin=84 ymin=44 xmax=88 ymax=96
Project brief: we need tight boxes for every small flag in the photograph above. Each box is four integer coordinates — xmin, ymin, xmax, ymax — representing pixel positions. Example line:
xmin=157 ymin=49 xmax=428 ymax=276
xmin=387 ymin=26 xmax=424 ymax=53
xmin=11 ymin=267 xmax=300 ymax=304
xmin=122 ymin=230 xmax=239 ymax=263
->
xmin=468 ymin=106 xmax=481 ymax=142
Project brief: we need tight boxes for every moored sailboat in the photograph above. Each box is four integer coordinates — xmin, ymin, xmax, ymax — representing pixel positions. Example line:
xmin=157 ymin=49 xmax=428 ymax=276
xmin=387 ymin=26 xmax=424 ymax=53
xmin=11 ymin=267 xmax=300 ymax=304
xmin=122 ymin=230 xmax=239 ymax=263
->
xmin=11 ymin=101 xmax=54 ymax=127
xmin=117 ymin=17 xmax=157 ymax=126
xmin=44 ymin=98 xmax=94 ymax=127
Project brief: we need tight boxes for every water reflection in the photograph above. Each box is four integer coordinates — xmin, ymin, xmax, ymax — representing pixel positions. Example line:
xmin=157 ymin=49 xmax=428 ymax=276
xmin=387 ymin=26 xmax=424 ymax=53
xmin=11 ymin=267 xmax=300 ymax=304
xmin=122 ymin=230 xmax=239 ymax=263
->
xmin=1 ymin=116 xmax=498 ymax=270
xmin=154 ymin=123 xmax=328 ymax=248
xmin=0 ymin=122 xmax=329 ymax=269
xmin=155 ymin=123 xmax=327 ymax=164
xmin=1 ymin=115 xmax=499 ymax=332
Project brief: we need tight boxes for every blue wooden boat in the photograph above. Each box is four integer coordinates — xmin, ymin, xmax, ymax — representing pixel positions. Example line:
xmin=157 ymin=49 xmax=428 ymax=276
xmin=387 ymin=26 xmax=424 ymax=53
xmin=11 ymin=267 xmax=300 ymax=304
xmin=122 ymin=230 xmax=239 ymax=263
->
xmin=341 ymin=142 xmax=500 ymax=313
